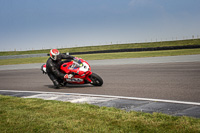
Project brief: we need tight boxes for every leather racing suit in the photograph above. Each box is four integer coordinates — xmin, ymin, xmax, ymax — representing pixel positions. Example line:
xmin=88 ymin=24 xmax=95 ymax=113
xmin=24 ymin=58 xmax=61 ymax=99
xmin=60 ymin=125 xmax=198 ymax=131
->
xmin=46 ymin=54 xmax=75 ymax=87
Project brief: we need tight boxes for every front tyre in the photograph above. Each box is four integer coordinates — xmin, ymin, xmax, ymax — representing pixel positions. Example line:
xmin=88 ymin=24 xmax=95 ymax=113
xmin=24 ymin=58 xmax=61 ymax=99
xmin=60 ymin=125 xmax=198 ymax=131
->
xmin=89 ymin=73 xmax=103 ymax=86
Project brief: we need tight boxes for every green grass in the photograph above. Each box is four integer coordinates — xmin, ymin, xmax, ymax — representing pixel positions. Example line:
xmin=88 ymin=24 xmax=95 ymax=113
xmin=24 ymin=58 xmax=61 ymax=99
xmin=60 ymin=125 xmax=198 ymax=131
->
xmin=0 ymin=95 xmax=199 ymax=132
xmin=77 ymin=48 xmax=200 ymax=60
xmin=0 ymin=56 xmax=49 ymax=65
xmin=0 ymin=39 xmax=200 ymax=56
xmin=1 ymin=48 xmax=200 ymax=65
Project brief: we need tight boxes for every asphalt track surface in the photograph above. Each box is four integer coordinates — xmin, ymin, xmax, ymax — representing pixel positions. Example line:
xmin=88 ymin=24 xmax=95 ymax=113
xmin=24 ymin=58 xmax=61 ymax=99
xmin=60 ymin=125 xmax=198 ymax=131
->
xmin=0 ymin=55 xmax=200 ymax=103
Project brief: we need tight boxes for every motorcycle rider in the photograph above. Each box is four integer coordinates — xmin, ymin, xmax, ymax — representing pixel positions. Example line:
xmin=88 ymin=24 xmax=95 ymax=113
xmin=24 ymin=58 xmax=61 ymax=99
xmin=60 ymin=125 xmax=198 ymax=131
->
xmin=46 ymin=49 xmax=75 ymax=89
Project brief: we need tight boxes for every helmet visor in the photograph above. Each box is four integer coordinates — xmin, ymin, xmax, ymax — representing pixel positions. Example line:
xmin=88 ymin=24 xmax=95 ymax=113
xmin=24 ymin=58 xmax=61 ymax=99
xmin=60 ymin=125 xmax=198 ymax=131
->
xmin=51 ymin=54 xmax=57 ymax=60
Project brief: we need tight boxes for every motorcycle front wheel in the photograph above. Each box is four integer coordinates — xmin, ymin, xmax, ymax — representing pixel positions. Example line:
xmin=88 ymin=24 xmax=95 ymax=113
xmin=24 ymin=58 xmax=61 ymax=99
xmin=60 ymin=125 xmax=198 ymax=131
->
xmin=89 ymin=73 xmax=103 ymax=86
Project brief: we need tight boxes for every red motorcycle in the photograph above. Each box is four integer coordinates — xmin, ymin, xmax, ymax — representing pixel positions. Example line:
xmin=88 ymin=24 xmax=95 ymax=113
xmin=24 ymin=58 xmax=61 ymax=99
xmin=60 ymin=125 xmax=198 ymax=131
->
xmin=41 ymin=57 xmax=103 ymax=86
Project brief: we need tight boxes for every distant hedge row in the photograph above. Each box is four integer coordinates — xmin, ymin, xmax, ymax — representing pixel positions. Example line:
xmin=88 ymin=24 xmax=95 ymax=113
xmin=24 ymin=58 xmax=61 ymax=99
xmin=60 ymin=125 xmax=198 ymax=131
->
xmin=68 ymin=45 xmax=200 ymax=55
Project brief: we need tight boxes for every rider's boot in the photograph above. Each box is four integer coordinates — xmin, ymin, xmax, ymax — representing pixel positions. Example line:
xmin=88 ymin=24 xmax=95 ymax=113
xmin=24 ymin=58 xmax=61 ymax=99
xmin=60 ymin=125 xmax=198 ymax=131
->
xmin=59 ymin=82 xmax=66 ymax=87
xmin=57 ymin=79 xmax=66 ymax=87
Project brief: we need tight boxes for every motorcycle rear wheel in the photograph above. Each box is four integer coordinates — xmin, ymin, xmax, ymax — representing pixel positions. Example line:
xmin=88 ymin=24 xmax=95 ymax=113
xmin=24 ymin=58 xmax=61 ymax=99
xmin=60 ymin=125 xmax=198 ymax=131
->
xmin=89 ymin=73 xmax=103 ymax=86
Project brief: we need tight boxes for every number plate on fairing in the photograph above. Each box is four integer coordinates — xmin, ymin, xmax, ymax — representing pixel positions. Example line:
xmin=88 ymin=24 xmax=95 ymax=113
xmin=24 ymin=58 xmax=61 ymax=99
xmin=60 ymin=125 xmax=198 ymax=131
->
xmin=66 ymin=78 xmax=83 ymax=82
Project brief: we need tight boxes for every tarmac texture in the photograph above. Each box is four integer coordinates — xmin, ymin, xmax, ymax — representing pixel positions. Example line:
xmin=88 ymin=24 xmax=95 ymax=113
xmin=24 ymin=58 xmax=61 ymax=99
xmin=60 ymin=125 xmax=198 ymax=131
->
xmin=0 ymin=55 xmax=200 ymax=118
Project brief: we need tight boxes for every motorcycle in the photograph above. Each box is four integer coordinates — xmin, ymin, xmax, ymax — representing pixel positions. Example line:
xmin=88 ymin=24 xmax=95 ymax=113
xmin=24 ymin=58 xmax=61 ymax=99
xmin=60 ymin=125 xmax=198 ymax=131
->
xmin=41 ymin=57 xmax=103 ymax=86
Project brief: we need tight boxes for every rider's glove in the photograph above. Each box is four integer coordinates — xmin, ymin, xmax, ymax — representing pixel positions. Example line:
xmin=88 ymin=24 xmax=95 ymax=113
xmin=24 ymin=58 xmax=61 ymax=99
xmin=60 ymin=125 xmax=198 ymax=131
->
xmin=73 ymin=58 xmax=82 ymax=64
xmin=64 ymin=74 xmax=73 ymax=79
xmin=73 ymin=58 xmax=79 ymax=62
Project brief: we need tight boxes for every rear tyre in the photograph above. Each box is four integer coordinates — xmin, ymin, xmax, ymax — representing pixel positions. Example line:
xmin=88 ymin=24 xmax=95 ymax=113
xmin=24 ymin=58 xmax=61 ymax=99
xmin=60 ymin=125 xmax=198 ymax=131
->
xmin=89 ymin=73 xmax=103 ymax=86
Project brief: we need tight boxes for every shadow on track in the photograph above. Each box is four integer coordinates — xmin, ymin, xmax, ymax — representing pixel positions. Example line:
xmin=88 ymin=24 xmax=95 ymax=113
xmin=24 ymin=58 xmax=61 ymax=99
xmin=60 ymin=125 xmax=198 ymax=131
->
xmin=44 ymin=84 xmax=94 ymax=89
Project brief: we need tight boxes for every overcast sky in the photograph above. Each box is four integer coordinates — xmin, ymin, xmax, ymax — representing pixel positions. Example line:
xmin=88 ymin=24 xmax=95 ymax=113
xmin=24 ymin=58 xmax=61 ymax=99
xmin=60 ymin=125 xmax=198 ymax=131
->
xmin=0 ymin=0 xmax=200 ymax=51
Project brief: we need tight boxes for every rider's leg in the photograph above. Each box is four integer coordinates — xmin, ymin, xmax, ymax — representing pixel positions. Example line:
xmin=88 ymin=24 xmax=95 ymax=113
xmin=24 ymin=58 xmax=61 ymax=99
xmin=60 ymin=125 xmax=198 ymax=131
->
xmin=47 ymin=73 xmax=60 ymax=89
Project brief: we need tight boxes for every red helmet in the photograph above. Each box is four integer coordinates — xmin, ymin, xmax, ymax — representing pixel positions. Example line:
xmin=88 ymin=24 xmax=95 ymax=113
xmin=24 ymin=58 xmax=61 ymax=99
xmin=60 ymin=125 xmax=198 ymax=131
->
xmin=50 ymin=49 xmax=60 ymax=60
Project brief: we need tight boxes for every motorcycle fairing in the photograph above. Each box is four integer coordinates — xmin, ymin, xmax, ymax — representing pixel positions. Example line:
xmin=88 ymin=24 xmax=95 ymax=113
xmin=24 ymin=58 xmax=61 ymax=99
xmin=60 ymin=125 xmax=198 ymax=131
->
xmin=60 ymin=60 xmax=93 ymax=84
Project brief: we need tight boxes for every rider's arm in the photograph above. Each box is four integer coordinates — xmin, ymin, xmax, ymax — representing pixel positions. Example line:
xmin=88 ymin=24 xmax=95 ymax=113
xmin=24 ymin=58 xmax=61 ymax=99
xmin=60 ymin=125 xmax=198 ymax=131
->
xmin=60 ymin=54 xmax=75 ymax=60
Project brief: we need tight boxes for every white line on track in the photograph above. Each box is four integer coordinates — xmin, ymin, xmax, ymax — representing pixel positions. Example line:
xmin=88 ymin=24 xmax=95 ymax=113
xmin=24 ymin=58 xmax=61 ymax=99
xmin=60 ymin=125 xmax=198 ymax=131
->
xmin=1 ymin=90 xmax=200 ymax=106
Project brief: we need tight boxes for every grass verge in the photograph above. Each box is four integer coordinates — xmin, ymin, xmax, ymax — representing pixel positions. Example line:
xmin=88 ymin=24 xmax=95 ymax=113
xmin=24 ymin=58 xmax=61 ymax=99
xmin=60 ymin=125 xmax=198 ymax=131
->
xmin=0 ymin=95 xmax=200 ymax=132
xmin=0 ymin=39 xmax=200 ymax=56
xmin=0 ymin=48 xmax=200 ymax=65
